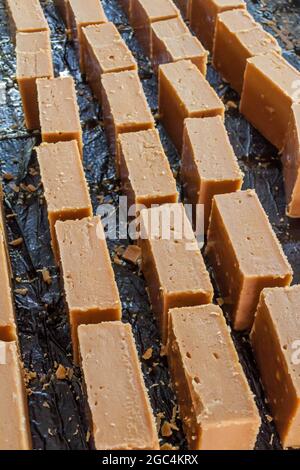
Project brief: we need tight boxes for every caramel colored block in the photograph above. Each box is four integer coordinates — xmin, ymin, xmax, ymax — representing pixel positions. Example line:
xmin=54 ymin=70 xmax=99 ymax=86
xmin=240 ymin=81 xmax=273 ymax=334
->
xmin=16 ymin=31 xmax=53 ymax=130
xmin=5 ymin=0 xmax=48 ymax=40
xmin=83 ymin=23 xmax=137 ymax=102
xmin=181 ymin=116 xmax=243 ymax=230
xmin=101 ymin=70 xmax=155 ymax=155
xmin=168 ymin=305 xmax=260 ymax=450
xmin=36 ymin=141 xmax=92 ymax=261
xmin=190 ymin=0 xmax=246 ymax=52
xmin=55 ymin=216 xmax=121 ymax=363
xmin=240 ymin=52 xmax=300 ymax=150
xmin=206 ymin=190 xmax=293 ymax=331
xmin=118 ymin=129 xmax=178 ymax=211
xmin=151 ymin=17 xmax=208 ymax=74
xmin=131 ymin=0 xmax=179 ymax=58
xmin=68 ymin=0 xmax=107 ymax=70
xmin=174 ymin=0 xmax=192 ymax=19
xmin=140 ymin=203 xmax=213 ymax=342
xmin=159 ymin=60 xmax=224 ymax=151
xmin=54 ymin=0 xmax=71 ymax=29
xmin=0 ymin=341 xmax=31 ymax=450
xmin=282 ymin=104 xmax=300 ymax=218
xmin=0 ymin=188 xmax=16 ymax=343
xmin=213 ymin=10 xmax=281 ymax=94
xmin=78 ymin=322 xmax=159 ymax=450
xmin=251 ymin=286 xmax=300 ymax=449
xmin=37 ymin=76 xmax=83 ymax=156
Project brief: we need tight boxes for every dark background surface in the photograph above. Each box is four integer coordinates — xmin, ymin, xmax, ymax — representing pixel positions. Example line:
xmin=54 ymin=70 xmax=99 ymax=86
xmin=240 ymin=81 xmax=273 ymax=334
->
xmin=0 ymin=0 xmax=299 ymax=450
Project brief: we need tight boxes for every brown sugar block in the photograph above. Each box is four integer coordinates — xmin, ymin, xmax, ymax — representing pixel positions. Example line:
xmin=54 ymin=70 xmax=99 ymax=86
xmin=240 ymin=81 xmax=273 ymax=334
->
xmin=78 ymin=322 xmax=159 ymax=450
xmin=174 ymin=0 xmax=192 ymax=19
xmin=101 ymin=70 xmax=154 ymax=155
xmin=181 ymin=116 xmax=243 ymax=230
xmin=118 ymin=129 xmax=178 ymax=212
xmin=54 ymin=0 xmax=71 ymax=29
xmin=131 ymin=0 xmax=179 ymax=58
xmin=190 ymin=0 xmax=246 ymax=52
xmin=168 ymin=305 xmax=260 ymax=450
xmin=213 ymin=10 xmax=281 ymax=94
xmin=68 ymin=0 xmax=107 ymax=71
xmin=282 ymin=104 xmax=300 ymax=218
xmin=82 ymin=23 xmax=137 ymax=102
xmin=16 ymin=31 xmax=54 ymax=130
xmin=251 ymin=286 xmax=300 ymax=449
xmin=55 ymin=216 xmax=121 ymax=363
xmin=0 ymin=341 xmax=32 ymax=450
xmin=36 ymin=141 xmax=92 ymax=262
xmin=240 ymin=52 xmax=300 ymax=150
xmin=6 ymin=0 xmax=48 ymax=41
xmin=122 ymin=245 xmax=142 ymax=265
xmin=37 ymin=76 xmax=83 ymax=156
xmin=159 ymin=60 xmax=224 ymax=152
xmin=140 ymin=203 xmax=213 ymax=343
xmin=206 ymin=190 xmax=293 ymax=331
xmin=151 ymin=17 xmax=208 ymax=74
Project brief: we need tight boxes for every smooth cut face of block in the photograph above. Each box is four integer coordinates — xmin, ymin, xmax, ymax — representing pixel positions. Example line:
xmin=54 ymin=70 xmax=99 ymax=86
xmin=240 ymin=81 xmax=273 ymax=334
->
xmin=118 ymin=129 xmax=178 ymax=211
xmin=174 ymin=0 xmax=192 ymax=19
xmin=37 ymin=76 xmax=83 ymax=156
xmin=0 ymin=341 xmax=31 ymax=450
xmin=282 ymin=104 xmax=300 ymax=218
xmin=140 ymin=203 xmax=213 ymax=343
xmin=68 ymin=0 xmax=107 ymax=70
xmin=78 ymin=322 xmax=160 ymax=450
xmin=83 ymin=23 xmax=137 ymax=102
xmin=55 ymin=216 xmax=121 ymax=363
xmin=37 ymin=141 xmax=92 ymax=261
xmin=151 ymin=18 xmax=208 ymax=74
xmin=251 ymin=286 xmax=300 ymax=448
xmin=206 ymin=190 xmax=293 ymax=331
xmin=101 ymin=70 xmax=155 ymax=155
xmin=168 ymin=305 xmax=260 ymax=450
xmin=190 ymin=0 xmax=246 ymax=52
xmin=181 ymin=116 xmax=243 ymax=230
xmin=131 ymin=0 xmax=179 ymax=58
xmin=213 ymin=11 xmax=281 ymax=94
xmin=6 ymin=0 xmax=48 ymax=39
xmin=159 ymin=60 xmax=225 ymax=152
xmin=16 ymin=31 xmax=54 ymax=130
xmin=240 ymin=52 xmax=300 ymax=150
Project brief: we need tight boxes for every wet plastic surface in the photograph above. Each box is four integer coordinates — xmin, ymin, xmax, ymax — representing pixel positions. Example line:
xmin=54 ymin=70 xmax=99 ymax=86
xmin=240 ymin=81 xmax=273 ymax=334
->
xmin=0 ymin=0 xmax=299 ymax=450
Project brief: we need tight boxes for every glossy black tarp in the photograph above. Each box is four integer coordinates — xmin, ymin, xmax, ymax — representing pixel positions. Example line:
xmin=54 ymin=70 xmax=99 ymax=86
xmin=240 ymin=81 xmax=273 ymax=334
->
xmin=0 ymin=0 xmax=299 ymax=450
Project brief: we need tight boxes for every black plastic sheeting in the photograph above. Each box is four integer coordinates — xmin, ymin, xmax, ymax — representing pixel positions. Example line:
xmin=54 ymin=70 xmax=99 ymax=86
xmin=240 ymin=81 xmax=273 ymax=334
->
xmin=0 ymin=0 xmax=299 ymax=451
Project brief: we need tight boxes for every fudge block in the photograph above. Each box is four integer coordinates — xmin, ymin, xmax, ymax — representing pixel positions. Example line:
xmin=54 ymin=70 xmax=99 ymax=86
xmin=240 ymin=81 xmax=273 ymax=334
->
xmin=174 ymin=0 xmax=192 ymax=19
xmin=36 ymin=141 xmax=92 ymax=262
xmin=16 ymin=31 xmax=54 ymax=130
xmin=0 ymin=186 xmax=16 ymax=343
xmin=83 ymin=22 xmax=137 ymax=102
xmin=101 ymin=70 xmax=154 ymax=155
xmin=37 ymin=76 xmax=83 ymax=156
xmin=0 ymin=341 xmax=31 ymax=450
xmin=190 ymin=0 xmax=246 ymax=52
xmin=131 ymin=0 xmax=179 ymax=58
xmin=240 ymin=52 xmax=300 ymax=150
xmin=282 ymin=104 xmax=300 ymax=218
xmin=54 ymin=0 xmax=71 ymax=29
xmin=206 ymin=190 xmax=293 ymax=331
xmin=78 ymin=322 xmax=160 ymax=450
xmin=151 ymin=17 xmax=208 ymax=74
xmin=168 ymin=305 xmax=260 ymax=450
xmin=6 ymin=0 xmax=48 ymax=41
xmin=68 ymin=0 xmax=107 ymax=70
xmin=140 ymin=203 xmax=213 ymax=342
xmin=213 ymin=10 xmax=281 ymax=94
xmin=159 ymin=60 xmax=224 ymax=152
xmin=55 ymin=216 xmax=121 ymax=363
xmin=118 ymin=129 xmax=178 ymax=211
xmin=251 ymin=286 xmax=300 ymax=448
xmin=181 ymin=116 xmax=243 ymax=230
